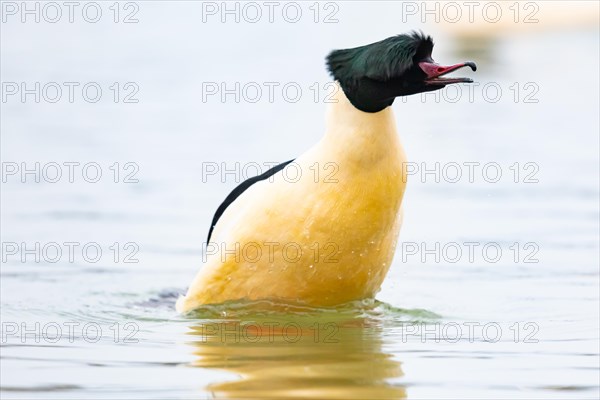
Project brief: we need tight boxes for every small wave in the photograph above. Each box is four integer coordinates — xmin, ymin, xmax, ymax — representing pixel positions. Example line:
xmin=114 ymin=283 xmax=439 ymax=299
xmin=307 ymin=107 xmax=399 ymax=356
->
xmin=183 ymin=297 xmax=441 ymax=324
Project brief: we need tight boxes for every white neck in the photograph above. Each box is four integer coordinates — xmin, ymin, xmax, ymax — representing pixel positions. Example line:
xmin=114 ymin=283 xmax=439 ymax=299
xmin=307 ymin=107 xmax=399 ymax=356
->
xmin=320 ymin=83 xmax=403 ymax=166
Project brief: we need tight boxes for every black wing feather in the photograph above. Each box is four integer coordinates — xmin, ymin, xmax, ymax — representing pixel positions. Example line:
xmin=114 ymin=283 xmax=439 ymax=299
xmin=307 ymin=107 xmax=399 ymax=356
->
xmin=206 ymin=159 xmax=295 ymax=243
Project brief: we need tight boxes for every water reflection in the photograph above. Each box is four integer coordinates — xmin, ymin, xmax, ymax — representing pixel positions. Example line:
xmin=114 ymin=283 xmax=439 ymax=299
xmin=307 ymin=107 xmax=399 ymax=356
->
xmin=184 ymin=302 xmax=406 ymax=399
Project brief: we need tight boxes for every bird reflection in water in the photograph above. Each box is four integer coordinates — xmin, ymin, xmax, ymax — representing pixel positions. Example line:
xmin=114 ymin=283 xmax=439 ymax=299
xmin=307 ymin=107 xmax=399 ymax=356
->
xmin=184 ymin=301 xmax=406 ymax=399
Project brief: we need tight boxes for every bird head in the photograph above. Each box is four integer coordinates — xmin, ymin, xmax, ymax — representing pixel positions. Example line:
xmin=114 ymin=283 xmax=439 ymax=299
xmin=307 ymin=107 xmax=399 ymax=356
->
xmin=326 ymin=32 xmax=477 ymax=113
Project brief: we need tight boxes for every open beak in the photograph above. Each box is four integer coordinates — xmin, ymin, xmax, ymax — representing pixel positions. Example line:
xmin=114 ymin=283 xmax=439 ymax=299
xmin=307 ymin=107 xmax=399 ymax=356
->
xmin=419 ymin=61 xmax=477 ymax=84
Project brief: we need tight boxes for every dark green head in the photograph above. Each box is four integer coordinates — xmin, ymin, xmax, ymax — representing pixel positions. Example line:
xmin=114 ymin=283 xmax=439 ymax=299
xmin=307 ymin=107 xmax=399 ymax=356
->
xmin=326 ymin=32 xmax=477 ymax=113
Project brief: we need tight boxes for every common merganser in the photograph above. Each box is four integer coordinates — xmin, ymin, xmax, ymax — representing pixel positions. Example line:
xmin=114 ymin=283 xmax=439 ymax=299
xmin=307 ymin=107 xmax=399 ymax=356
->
xmin=177 ymin=32 xmax=476 ymax=313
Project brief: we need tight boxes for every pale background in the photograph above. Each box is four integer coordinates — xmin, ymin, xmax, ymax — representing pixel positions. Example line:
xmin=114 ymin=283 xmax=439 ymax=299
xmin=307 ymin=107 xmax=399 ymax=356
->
xmin=1 ymin=1 xmax=599 ymax=398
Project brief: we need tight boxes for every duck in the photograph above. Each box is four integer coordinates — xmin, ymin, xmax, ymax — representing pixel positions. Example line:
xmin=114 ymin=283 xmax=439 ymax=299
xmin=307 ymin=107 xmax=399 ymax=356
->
xmin=177 ymin=32 xmax=476 ymax=313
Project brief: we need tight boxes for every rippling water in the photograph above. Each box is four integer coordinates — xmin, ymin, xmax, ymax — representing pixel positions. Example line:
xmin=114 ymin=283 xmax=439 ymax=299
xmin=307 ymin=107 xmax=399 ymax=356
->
xmin=1 ymin=2 xmax=599 ymax=399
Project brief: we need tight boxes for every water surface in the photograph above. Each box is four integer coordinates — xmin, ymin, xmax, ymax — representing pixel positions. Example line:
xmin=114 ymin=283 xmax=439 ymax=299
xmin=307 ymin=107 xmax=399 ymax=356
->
xmin=1 ymin=2 xmax=599 ymax=399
